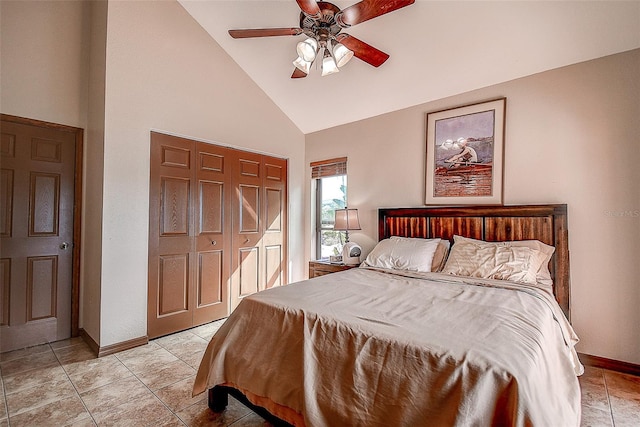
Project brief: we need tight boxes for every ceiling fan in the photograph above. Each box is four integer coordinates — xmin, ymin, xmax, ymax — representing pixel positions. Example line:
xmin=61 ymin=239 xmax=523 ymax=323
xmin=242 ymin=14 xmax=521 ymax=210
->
xmin=228 ymin=0 xmax=415 ymax=78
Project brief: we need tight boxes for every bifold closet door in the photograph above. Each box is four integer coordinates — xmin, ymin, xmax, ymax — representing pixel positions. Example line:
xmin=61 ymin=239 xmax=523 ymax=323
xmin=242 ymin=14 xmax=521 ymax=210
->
xmin=148 ymin=133 xmax=194 ymax=338
xmin=148 ymin=133 xmax=232 ymax=338
xmin=230 ymin=152 xmax=287 ymax=310
xmin=192 ymin=142 xmax=232 ymax=326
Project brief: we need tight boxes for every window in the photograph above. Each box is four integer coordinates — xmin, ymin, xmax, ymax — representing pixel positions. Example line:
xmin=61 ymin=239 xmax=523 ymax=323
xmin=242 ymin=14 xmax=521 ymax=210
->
xmin=311 ymin=157 xmax=347 ymax=259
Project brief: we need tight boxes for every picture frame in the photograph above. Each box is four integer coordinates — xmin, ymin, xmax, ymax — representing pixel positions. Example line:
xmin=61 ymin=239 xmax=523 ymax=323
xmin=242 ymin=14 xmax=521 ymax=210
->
xmin=425 ymin=98 xmax=506 ymax=205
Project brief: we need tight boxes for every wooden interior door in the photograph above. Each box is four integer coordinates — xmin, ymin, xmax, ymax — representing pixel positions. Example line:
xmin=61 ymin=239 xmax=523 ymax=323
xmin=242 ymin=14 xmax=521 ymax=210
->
xmin=1 ymin=118 xmax=77 ymax=352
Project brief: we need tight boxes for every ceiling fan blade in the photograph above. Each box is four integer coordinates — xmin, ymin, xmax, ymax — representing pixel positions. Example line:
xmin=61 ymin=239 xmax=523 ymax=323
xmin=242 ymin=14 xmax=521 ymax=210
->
xmin=335 ymin=34 xmax=389 ymax=67
xmin=229 ymin=28 xmax=304 ymax=39
xmin=295 ymin=0 xmax=322 ymax=19
xmin=291 ymin=68 xmax=308 ymax=79
xmin=336 ymin=0 xmax=415 ymax=27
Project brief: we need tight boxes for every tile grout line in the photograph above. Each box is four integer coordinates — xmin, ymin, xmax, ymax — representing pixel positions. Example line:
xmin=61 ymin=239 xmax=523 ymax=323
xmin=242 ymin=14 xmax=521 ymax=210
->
xmin=1 ymin=365 xmax=9 ymax=427
xmin=114 ymin=347 xmax=189 ymax=426
xmin=601 ymin=368 xmax=616 ymax=427
xmin=52 ymin=343 xmax=99 ymax=427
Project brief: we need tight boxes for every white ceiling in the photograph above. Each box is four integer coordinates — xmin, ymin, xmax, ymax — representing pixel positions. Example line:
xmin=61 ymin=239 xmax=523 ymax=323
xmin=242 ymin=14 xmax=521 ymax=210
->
xmin=179 ymin=1 xmax=640 ymax=134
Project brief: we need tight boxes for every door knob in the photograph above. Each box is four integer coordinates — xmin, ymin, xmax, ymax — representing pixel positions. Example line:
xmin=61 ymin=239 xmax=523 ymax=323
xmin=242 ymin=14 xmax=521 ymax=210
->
xmin=244 ymin=238 xmax=250 ymax=244
xmin=60 ymin=242 xmax=70 ymax=250
xmin=211 ymin=240 xmax=217 ymax=246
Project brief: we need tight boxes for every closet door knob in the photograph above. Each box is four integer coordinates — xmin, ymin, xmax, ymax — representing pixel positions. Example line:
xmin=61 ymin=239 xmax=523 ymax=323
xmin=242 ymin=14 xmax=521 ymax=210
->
xmin=244 ymin=238 xmax=250 ymax=244
xmin=211 ymin=240 xmax=217 ymax=246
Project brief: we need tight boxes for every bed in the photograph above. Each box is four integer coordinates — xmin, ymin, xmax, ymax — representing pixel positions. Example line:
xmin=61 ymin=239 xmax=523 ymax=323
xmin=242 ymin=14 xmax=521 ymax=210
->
xmin=193 ymin=204 xmax=583 ymax=426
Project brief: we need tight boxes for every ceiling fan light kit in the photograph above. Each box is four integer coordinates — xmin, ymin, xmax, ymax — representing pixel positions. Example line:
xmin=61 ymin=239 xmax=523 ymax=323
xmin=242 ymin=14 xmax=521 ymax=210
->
xmin=321 ymin=47 xmax=340 ymax=76
xmin=296 ymin=37 xmax=318 ymax=62
xmin=333 ymin=42 xmax=354 ymax=67
xmin=228 ymin=0 xmax=415 ymax=79
xmin=293 ymin=55 xmax=312 ymax=74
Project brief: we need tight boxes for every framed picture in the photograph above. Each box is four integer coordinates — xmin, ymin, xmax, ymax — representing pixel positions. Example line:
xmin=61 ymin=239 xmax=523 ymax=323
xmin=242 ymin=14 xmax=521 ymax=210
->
xmin=425 ymin=98 xmax=506 ymax=205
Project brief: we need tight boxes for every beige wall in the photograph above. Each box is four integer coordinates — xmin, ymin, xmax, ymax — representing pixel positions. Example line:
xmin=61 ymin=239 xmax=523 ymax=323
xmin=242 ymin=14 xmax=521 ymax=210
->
xmin=1 ymin=0 xmax=305 ymax=348
xmin=81 ymin=0 xmax=108 ymax=343
xmin=98 ymin=0 xmax=305 ymax=347
xmin=0 ymin=1 xmax=88 ymax=127
xmin=306 ymin=49 xmax=640 ymax=365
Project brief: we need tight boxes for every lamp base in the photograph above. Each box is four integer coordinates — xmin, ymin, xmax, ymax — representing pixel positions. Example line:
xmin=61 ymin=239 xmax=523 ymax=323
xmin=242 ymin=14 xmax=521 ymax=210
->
xmin=342 ymin=242 xmax=362 ymax=265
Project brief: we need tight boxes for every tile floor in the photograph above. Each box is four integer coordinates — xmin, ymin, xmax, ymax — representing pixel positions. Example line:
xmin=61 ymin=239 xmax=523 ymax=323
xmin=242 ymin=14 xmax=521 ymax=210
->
xmin=1 ymin=320 xmax=638 ymax=427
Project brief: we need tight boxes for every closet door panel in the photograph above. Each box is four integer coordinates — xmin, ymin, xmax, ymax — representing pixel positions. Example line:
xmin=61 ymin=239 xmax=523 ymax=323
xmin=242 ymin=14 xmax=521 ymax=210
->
xmin=262 ymin=156 xmax=287 ymax=290
xmin=193 ymin=143 xmax=231 ymax=326
xmin=231 ymin=151 xmax=262 ymax=309
xmin=149 ymin=132 xmax=194 ymax=338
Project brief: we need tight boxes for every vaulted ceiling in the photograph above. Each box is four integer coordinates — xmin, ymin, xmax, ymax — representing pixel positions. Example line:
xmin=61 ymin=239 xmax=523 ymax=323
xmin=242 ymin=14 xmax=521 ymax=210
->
xmin=179 ymin=1 xmax=640 ymax=134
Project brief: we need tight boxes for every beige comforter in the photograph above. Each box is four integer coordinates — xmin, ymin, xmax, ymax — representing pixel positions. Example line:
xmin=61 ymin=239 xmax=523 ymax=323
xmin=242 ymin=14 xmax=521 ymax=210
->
xmin=193 ymin=267 xmax=583 ymax=426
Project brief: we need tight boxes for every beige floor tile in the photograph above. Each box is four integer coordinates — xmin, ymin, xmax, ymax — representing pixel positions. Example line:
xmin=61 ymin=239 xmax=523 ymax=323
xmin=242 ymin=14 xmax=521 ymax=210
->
xmin=135 ymin=358 xmax=196 ymax=391
xmin=578 ymin=369 xmax=610 ymax=412
xmin=154 ymin=376 xmax=206 ymax=412
xmin=67 ymin=417 xmax=98 ymax=427
xmin=55 ymin=342 xmax=97 ymax=366
xmin=116 ymin=346 xmax=178 ymax=374
xmin=604 ymin=370 xmax=640 ymax=426
xmin=190 ymin=320 xmax=225 ymax=341
xmin=2 ymin=364 xmax=68 ymax=395
xmin=155 ymin=414 xmax=188 ymax=426
xmin=230 ymin=412 xmax=273 ymax=426
xmin=0 ymin=394 xmax=6 ymax=419
xmin=0 ymin=418 xmax=8 ymax=427
xmin=5 ymin=375 xmax=77 ymax=417
xmin=80 ymin=375 xmax=151 ymax=416
xmin=0 ymin=343 xmax=52 ymax=363
xmin=580 ymin=404 xmax=613 ymax=427
xmin=0 ymin=348 xmax=58 ymax=377
xmin=175 ymin=397 xmax=252 ymax=427
xmin=8 ymin=395 xmax=90 ymax=427
xmin=90 ymin=392 xmax=173 ymax=427
xmin=158 ymin=333 xmax=208 ymax=361
xmin=50 ymin=336 xmax=87 ymax=350
xmin=114 ymin=340 xmax=162 ymax=358
xmin=63 ymin=354 xmax=118 ymax=378
xmin=609 ymin=394 xmax=640 ymax=427
xmin=68 ymin=357 xmax=132 ymax=394
xmin=182 ymin=349 xmax=206 ymax=370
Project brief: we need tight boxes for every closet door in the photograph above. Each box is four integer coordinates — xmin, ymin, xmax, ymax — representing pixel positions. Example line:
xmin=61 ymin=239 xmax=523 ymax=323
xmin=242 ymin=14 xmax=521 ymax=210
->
xmin=192 ymin=142 xmax=231 ymax=325
xmin=262 ymin=155 xmax=287 ymax=290
xmin=230 ymin=150 xmax=263 ymax=309
xmin=230 ymin=152 xmax=288 ymax=310
xmin=148 ymin=132 xmax=195 ymax=338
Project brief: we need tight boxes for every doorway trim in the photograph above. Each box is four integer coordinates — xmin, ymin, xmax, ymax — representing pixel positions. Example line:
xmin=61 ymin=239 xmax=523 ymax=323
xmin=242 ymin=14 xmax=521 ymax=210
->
xmin=1 ymin=113 xmax=83 ymax=338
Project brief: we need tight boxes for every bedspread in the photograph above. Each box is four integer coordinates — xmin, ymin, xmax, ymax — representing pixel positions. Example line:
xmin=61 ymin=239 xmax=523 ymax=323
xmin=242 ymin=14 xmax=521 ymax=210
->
xmin=193 ymin=267 xmax=583 ymax=426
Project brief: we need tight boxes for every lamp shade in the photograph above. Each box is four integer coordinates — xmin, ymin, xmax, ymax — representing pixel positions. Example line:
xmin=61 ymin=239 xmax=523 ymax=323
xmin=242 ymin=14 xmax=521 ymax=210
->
xmin=321 ymin=49 xmax=339 ymax=76
xmin=296 ymin=38 xmax=318 ymax=62
xmin=333 ymin=43 xmax=354 ymax=67
xmin=293 ymin=56 xmax=312 ymax=74
xmin=334 ymin=209 xmax=361 ymax=231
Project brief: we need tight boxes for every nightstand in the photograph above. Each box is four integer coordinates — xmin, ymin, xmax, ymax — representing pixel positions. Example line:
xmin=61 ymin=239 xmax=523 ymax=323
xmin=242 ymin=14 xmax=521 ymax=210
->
xmin=309 ymin=260 xmax=360 ymax=278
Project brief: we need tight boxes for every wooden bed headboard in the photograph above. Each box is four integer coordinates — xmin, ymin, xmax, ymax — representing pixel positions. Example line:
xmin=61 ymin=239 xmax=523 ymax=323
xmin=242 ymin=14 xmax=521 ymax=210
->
xmin=378 ymin=205 xmax=571 ymax=321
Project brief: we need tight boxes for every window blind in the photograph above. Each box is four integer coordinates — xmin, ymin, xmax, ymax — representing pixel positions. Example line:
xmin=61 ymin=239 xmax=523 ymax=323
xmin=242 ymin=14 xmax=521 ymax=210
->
xmin=310 ymin=157 xmax=347 ymax=178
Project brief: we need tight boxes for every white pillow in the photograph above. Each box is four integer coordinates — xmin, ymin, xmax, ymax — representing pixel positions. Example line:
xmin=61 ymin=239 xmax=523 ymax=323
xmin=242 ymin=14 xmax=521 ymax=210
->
xmin=363 ymin=237 xmax=441 ymax=272
xmin=506 ymin=239 xmax=555 ymax=287
xmin=442 ymin=235 xmax=547 ymax=285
